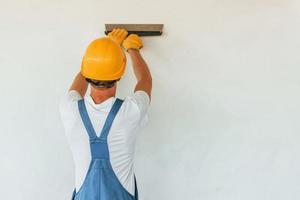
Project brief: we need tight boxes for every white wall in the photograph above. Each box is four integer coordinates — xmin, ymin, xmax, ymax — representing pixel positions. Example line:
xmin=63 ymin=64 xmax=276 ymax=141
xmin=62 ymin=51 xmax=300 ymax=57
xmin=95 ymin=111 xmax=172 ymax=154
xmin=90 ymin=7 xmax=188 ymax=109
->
xmin=1 ymin=0 xmax=300 ymax=199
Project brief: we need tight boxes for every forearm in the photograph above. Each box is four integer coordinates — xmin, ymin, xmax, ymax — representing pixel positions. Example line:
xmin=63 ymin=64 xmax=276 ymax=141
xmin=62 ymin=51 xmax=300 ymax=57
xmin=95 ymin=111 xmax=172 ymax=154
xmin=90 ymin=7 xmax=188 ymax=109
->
xmin=128 ymin=49 xmax=152 ymax=82
xmin=69 ymin=72 xmax=88 ymax=97
xmin=128 ymin=49 xmax=152 ymax=98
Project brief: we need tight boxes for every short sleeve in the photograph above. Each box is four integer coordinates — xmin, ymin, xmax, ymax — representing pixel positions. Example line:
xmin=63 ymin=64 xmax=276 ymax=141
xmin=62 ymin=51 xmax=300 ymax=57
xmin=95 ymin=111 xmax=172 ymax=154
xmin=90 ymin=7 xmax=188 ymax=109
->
xmin=126 ymin=90 xmax=150 ymax=126
xmin=59 ymin=90 xmax=83 ymax=127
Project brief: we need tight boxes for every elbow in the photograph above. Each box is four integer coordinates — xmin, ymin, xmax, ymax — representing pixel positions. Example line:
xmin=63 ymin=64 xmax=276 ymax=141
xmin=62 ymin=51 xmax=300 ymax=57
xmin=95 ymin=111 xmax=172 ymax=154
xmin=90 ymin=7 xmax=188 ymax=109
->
xmin=148 ymin=76 xmax=152 ymax=84
xmin=138 ymin=75 xmax=152 ymax=84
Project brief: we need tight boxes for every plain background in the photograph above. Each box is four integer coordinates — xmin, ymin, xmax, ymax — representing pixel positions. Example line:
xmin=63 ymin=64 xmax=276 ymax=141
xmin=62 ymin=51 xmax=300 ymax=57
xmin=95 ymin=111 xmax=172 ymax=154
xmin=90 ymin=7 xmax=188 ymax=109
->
xmin=1 ymin=0 xmax=300 ymax=199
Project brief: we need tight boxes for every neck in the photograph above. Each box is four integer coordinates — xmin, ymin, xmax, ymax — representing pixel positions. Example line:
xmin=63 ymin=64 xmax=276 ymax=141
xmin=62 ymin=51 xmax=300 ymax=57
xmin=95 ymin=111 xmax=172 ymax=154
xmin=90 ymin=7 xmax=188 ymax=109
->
xmin=90 ymin=85 xmax=116 ymax=104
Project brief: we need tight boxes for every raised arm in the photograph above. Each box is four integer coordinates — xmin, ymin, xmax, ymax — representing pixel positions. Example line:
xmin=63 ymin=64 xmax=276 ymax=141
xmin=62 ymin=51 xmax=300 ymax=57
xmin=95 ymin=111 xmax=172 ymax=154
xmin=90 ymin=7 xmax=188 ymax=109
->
xmin=69 ymin=72 xmax=88 ymax=97
xmin=123 ymin=34 xmax=152 ymax=99
xmin=128 ymin=49 xmax=152 ymax=99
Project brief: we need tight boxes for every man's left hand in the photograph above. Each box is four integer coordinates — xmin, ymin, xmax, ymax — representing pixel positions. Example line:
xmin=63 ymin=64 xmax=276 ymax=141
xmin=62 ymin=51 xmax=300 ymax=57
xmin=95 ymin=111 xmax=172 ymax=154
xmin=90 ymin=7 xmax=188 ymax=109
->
xmin=108 ymin=28 xmax=128 ymax=45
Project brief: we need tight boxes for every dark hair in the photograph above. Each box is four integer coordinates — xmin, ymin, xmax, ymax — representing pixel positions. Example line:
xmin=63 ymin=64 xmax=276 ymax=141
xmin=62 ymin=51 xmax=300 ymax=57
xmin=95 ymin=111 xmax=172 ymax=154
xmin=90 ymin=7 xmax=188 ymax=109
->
xmin=85 ymin=78 xmax=120 ymax=89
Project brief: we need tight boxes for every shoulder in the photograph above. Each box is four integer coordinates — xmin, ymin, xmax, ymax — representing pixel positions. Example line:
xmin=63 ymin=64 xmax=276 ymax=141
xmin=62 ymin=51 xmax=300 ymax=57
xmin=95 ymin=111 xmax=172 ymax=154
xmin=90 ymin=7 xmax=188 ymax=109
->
xmin=119 ymin=90 xmax=150 ymax=125
xmin=59 ymin=90 xmax=83 ymax=121
xmin=126 ymin=90 xmax=150 ymax=108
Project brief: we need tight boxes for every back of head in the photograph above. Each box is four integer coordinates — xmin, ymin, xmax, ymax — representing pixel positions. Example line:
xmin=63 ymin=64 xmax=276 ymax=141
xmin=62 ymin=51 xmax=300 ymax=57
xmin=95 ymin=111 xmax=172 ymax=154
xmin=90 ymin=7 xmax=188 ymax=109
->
xmin=81 ymin=37 xmax=126 ymax=89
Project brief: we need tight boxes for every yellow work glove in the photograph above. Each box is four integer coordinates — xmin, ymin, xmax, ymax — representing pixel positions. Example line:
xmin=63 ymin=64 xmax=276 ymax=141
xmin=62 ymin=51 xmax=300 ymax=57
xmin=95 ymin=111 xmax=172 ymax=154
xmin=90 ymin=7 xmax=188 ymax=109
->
xmin=122 ymin=34 xmax=143 ymax=51
xmin=108 ymin=28 xmax=128 ymax=45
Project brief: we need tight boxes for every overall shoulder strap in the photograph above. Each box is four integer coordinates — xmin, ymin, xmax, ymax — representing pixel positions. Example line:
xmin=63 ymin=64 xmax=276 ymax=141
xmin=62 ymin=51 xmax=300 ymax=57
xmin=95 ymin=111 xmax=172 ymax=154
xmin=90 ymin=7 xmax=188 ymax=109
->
xmin=78 ymin=99 xmax=97 ymax=140
xmin=99 ymin=98 xmax=123 ymax=140
xmin=71 ymin=188 xmax=76 ymax=200
xmin=134 ymin=176 xmax=139 ymax=199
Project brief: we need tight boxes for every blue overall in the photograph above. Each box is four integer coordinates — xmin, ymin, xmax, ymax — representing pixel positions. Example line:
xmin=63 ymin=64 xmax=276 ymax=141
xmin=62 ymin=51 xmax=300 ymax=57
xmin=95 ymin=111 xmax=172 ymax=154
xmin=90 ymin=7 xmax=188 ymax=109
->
xmin=71 ymin=98 xmax=138 ymax=200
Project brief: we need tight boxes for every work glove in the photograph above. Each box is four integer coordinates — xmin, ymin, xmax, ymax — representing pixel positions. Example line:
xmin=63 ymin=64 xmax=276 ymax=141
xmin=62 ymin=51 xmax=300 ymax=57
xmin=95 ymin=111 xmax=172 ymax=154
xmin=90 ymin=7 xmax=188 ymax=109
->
xmin=122 ymin=34 xmax=143 ymax=51
xmin=108 ymin=28 xmax=128 ymax=45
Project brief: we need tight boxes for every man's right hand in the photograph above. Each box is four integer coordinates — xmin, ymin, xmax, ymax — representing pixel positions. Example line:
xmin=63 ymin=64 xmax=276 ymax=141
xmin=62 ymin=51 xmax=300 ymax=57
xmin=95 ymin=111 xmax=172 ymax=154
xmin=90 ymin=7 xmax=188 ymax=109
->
xmin=122 ymin=34 xmax=143 ymax=51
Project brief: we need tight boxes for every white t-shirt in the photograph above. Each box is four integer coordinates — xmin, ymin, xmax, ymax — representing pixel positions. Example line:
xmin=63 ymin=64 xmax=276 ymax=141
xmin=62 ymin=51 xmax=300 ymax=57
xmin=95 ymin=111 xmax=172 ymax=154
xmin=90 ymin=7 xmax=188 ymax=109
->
xmin=59 ymin=90 xmax=150 ymax=195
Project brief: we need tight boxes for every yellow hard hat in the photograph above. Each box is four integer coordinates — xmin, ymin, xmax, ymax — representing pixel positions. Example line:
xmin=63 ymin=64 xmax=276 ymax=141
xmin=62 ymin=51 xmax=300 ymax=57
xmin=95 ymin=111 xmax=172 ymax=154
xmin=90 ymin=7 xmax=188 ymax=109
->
xmin=81 ymin=37 xmax=126 ymax=81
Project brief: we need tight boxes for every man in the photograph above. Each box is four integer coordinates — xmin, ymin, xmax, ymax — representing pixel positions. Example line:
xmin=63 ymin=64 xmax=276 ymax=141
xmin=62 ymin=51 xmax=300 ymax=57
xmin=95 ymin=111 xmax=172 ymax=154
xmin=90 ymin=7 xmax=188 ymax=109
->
xmin=60 ymin=29 xmax=152 ymax=200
